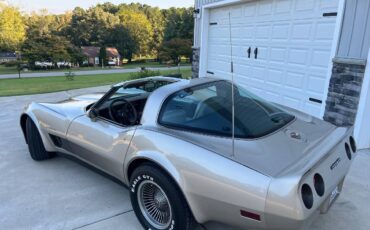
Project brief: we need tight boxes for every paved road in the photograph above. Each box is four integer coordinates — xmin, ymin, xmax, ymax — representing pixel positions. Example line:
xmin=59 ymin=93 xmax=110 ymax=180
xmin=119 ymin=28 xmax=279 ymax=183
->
xmin=0 ymin=66 xmax=190 ymax=79
xmin=0 ymin=86 xmax=369 ymax=230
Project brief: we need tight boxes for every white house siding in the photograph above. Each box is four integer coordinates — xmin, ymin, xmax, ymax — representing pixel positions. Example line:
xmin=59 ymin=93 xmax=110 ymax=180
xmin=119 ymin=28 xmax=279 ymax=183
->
xmin=337 ymin=0 xmax=370 ymax=60
xmin=194 ymin=0 xmax=224 ymax=47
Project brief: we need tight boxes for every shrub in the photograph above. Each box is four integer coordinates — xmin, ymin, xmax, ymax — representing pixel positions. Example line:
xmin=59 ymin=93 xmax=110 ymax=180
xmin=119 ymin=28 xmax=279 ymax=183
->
xmin=130 ymin=69 xmax=161 ymax=79
xmin=4 ymin=61 xmax=20 ymax=67
xmin=65 ymin=71 xmax=75 ymax=81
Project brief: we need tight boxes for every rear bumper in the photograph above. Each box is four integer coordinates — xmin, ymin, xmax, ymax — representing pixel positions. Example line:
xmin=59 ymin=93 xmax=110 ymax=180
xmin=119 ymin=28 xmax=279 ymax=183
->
xmin=263 ymin=127 xmax=355 ymax=230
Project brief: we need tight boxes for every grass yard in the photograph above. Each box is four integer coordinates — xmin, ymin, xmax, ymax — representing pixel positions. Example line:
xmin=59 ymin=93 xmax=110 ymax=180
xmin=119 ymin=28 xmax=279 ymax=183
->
xmin=0 ymin=69 xmax=192 ymax=97
xmin=0 ymin=61 xmax=191 ymax=75
xmin=0 ymin=65 xmax=18 ymax=75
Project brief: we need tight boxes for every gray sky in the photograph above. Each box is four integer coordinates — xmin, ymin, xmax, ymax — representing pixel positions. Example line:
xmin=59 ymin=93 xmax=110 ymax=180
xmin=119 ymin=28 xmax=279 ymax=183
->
xmin=10 ymin=0 xmax=194 ymax=14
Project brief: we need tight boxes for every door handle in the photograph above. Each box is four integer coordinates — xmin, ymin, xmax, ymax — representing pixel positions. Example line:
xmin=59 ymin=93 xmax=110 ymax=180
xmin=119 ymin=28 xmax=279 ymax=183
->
xmin=254 ymin=47 xmax=258 ymax=59
xmin=247 ymin=47 xmax=251 ymax=58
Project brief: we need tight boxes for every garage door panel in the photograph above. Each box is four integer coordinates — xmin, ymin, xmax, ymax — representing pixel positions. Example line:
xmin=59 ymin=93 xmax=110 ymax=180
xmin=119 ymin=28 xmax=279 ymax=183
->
xmin=283 ymin=96 xmax=302 ymax=110
xmin=295 ymin=0 xmax=315 ymax=12
xmin=255 ymin=24 xmax=272 ymax=40
xmin=286 ymin=71 xmax=305 ymax=89
xmin=291 ymin=23 xmax=313 ymax=40
xmin=308 ymin=75 xmax=326 ymax=94
xmin=315 ymin=21 xmax=337 ymax=40
xmin=288 ymin=49 xmax=309 ymax=66
xmin=272 ymin=23 xmax=290 ymax=40
xmin=206 ymin=0 xmax=339 ymax=117
xmin=304 ymin=102 xmax=322 ymax=116
xmin=275 ymin=0 xmax=293 ymax=14
xmin=267 ymin=68 xmax=285 ymax=85
xmin=258 ymin=1 xmax=274 ymax=16
xmin=311 ymin=49 xmax=332 ymax=67
xmin=243 ymin=2 xmax=257 ymax=17
xmin=320 ymin=0 xmax=340 ymax=9
xmin=270 ymin=47 xmax=287 ymax=63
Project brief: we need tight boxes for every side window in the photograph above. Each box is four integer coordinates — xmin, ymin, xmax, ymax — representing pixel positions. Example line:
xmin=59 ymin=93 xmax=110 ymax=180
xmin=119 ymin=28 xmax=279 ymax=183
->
xmin=159 ymin=81 xmax=233 ymax=137
xmin=124 ymin=80 xmax=172 ymax=93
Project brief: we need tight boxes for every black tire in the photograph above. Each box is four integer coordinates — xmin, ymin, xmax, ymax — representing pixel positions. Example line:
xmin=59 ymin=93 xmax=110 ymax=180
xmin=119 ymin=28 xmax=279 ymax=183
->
xmin=26 ymin=118 xmax=53 ymax=161
xmin=130 ymin=163 xmax=196 ymax=230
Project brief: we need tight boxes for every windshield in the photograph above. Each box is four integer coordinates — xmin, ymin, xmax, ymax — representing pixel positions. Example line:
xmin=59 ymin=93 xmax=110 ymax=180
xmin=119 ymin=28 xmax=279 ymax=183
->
xmin=159 ymin=80 xmax=295 ymax=138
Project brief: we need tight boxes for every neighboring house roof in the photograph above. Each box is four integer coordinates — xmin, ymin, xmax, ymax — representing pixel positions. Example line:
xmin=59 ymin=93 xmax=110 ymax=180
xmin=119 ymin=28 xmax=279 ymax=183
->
xmin=106 ymin=47 xmax=120 ymax=58
xmin=0 ymin=52 xmax=17 ymax=58
xmin=81 ymin=46 xmax=100 ymax=58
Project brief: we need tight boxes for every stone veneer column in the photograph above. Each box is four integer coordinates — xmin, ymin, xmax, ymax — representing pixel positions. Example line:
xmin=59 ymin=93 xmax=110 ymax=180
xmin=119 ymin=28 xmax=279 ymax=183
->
xmin=192 ymin=48 xmax=200 ymax=79
xmin=324 ymin=58 xmax=367 ymax=126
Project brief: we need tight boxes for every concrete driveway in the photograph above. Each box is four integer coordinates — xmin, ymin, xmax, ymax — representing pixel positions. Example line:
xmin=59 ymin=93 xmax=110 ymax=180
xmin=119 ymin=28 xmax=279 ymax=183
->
xmin=0 ymin=86 xmax=369 ymax=230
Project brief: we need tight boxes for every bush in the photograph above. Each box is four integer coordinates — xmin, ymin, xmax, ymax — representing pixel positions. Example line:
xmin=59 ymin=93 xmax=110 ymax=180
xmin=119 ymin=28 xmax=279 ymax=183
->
xmin=4 ymin=61 xmax=20 ymax=67
xmin=130 ymin=69 xmax=161 ymax=79
xmin=164 ymin=73 xmax=182 ymax=79
xmin=65 ymin=71 xmax=75 ymax=81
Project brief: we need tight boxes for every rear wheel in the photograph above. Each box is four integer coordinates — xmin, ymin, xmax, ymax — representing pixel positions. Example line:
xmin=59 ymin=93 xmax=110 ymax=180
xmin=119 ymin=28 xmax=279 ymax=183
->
xmin=130 ymin=163 xmax=196 ymax=230
xmin=26 ymin=118 xmax=53 ymax=161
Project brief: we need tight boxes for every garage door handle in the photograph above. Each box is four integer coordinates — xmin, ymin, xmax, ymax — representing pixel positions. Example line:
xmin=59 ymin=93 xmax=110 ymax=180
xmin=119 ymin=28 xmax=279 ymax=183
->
xmin=254 ymin=48 xmax=258 ymax=59
xmin=247 ymin=47 xmax=251 ymax=58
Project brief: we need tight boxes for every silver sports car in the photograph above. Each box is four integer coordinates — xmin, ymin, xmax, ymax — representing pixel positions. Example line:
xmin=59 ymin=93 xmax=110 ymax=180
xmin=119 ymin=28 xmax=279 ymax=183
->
xmin=20 ymin=76 xmax=356 ymax=230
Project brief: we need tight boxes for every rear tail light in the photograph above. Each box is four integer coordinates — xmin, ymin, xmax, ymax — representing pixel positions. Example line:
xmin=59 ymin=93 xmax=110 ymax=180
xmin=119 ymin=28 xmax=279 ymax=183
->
xmin=313 ymin=174 xmax=325 ymax=197
xmin=301 ymin=184 xmax=314 ymax=209
xmin=345 ymin=143 xmax=352 ymax=160
xmin=349 ymin=136 xmax=357 ymax=153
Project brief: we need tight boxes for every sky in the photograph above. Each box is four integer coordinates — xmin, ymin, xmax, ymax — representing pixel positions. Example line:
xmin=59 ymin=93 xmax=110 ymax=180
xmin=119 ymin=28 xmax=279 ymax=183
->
xmin=10 ymin=0 xmax=194 ymax=14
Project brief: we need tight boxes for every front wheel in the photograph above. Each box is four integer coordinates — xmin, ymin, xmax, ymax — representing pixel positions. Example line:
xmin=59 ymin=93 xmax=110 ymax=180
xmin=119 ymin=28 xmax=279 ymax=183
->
xmin=130 ymin=163 xmax=196 ymax=230
xmin=25 ymin=118 xmax=53 ymax=161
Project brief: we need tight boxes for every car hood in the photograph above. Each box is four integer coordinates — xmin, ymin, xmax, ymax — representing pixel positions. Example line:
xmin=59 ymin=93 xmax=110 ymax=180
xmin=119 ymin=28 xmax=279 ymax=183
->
xmin=154 ymin=108 xmax=339 ymax=178
xmin=39 ymin=93 xmax=104 ymax=119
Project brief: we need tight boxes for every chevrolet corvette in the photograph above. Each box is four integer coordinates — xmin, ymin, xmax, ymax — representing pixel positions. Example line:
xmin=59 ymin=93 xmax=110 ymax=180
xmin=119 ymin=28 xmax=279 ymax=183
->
xmin=20 ymin=76 xmax=356 ymax=230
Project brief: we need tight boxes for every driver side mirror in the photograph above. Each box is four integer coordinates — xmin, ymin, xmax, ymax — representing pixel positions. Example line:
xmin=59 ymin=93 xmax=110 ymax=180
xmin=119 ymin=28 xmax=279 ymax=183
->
xmin=88 ymin=108 xmax=99 ymax=122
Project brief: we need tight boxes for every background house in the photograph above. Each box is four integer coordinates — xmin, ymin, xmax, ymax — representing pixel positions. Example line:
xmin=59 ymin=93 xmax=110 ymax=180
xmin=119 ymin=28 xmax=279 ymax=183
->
xmin=193 ymin=0 xmax=370 ymax=149
xmin=81 ymin=46 xmax=121 ymax=66
xmin=106 ymin=47 xmax=121 ymax=66
xmin=0 ymin=52 xmax=17 ymax=64
xmin=81 ymin=46 xmax=100 ymax=66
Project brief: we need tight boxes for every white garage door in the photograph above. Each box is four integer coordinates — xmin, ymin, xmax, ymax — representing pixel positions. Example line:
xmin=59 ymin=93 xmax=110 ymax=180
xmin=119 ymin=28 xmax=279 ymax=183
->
xmin=206 ymin=0 xmax=340 ymax=117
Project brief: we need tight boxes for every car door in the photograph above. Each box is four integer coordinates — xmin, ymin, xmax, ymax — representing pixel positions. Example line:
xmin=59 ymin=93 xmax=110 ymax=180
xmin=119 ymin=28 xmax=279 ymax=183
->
xmin=66 ymin=115 xmax=136 ymax=180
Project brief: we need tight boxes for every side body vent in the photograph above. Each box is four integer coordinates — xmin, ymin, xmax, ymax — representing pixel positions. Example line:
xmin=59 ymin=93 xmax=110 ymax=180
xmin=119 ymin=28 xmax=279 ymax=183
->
xmin=49 ymin=134 xmax=63 ymax=148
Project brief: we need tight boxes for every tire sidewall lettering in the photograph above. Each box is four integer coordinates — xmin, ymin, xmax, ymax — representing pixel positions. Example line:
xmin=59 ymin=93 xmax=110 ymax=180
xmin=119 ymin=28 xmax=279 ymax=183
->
xmin=131 ymin=173 xmax=176 ymax=230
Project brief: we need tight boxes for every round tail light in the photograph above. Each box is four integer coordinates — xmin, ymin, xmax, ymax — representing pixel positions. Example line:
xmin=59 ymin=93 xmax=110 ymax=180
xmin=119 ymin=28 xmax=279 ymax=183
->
xmin=314 ymin=174 xmax=325 ymax=197
xmin=349 ymin=136 xmax=357 ymax=153
xmin=345 ymin=143 xmax=352 ymax=160
xmin=301 ymin=184 xmax=314 ymax=209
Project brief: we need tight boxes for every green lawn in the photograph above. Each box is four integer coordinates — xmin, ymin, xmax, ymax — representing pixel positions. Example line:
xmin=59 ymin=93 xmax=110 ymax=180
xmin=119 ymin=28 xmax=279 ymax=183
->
xmin=0 ymin=61 xmax=191 ymax=75
xmin=0 ymin=65 xmax=18 ymax=74
xmin=0 ymin=69 xmax=192 ymax=97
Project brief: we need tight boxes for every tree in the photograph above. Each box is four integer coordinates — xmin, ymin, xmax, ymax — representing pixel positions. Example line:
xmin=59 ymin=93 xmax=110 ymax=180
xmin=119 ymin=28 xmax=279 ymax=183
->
xmin=162 ymin=7 xmax=194 ymax=42
xmin=64 ymin=7 xmax=119 ymax=46
xmin=99 ymin=46 xmax=107 ymax=67
xmin=22 ymin=34 xmax=77 ymax=68
xmin=159 ymin=38 xmax=192 ymax=65
xmin=0 ymin=6 xmax=25 ymax=51
xmin=144 ymin=7 xmax=165 ymax=59
xmin=116 ymin=9 xmax=153 ymax=62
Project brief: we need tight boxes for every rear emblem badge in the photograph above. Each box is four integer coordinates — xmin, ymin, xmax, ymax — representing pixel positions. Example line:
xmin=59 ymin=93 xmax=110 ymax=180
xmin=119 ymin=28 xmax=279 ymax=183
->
xmin=290 ymin=132 xmax=302 ymax=140
xmin=330 ymin=158 xmax=341 ymax=170
xmin=285 ymin=129 xmax=307 ymax=143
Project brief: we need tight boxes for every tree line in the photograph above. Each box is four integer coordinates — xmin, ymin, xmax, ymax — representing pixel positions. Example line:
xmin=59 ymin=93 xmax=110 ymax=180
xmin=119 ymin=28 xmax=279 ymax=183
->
xmin=0 ymin=2 xmax=194 ymax=68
